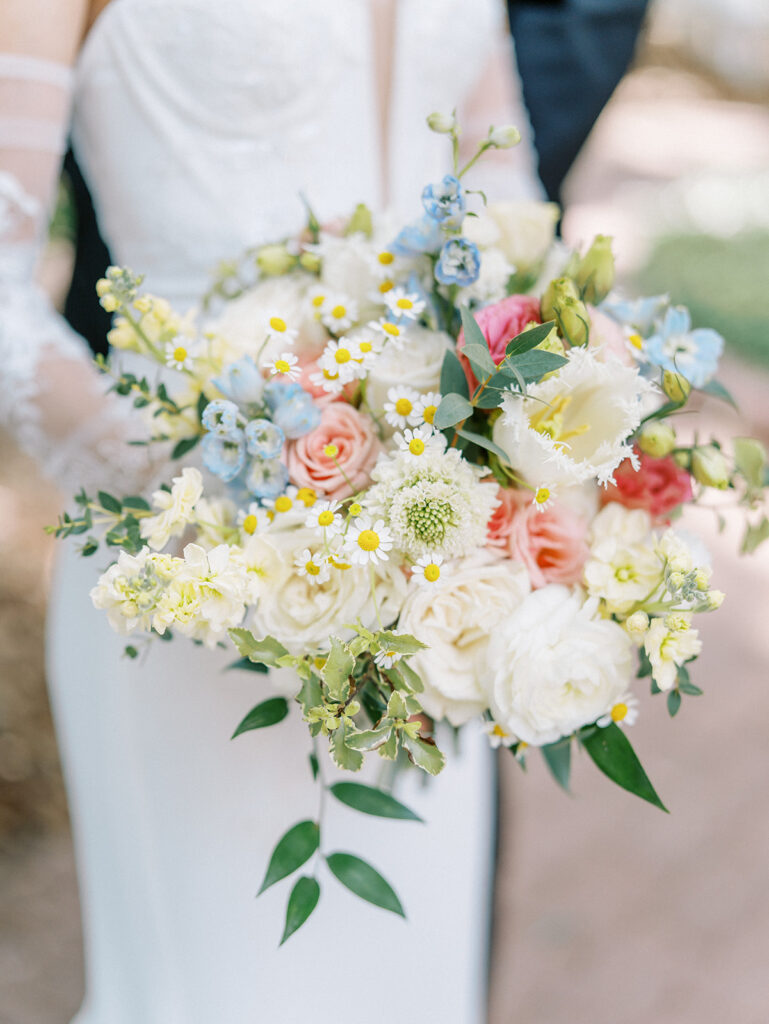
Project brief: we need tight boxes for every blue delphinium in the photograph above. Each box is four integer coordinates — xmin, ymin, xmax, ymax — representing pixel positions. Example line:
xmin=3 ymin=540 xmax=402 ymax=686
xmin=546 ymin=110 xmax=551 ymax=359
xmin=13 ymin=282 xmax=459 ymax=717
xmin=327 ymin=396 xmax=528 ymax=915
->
xmin=200 ymin=432 xmax=246 ymax=482
xmin=422 ymin=174 xmax=465 ymax=223
xmin=212 ymin=356 xmax=264 ymax=407
xmin=246 ymin=457 xmax=289 ymax=500
xmin=390 ymin=213 xmax=444 ymax=257
xmin=434 ymin=237 xmax=481 ymax=286
xmin=643 ymin=306 xmax=724 ymax=387
xmin=601 ymin=294 xmax=670 ymax=337
xmin=245 ymin=418 xmax=285 ymax=460
xmin=273 ymin=394 xmax=321 ymax=439
xmin=201 ymin=399 xmax=240 ymax=437
xmin=263 ymin=378 xmax=305 ymax=413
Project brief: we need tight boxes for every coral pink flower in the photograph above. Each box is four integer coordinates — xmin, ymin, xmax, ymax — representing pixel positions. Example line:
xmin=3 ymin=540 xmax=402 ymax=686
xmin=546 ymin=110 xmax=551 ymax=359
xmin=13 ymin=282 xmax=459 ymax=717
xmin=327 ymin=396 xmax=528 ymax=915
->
xmin=457 ymin=294 xmax=541 ymax=390
xmin=507 ymin=496 xmax=590 ymax=589
xmin=296 ymin=353 xmax=356 ymax=407
xmin=602 ymin=448 xmax=693 ymax=522
xmin=485 ymin=484 xmax=518 ymax=555
xmin=286 ymin=402 xmax=381 ymax=500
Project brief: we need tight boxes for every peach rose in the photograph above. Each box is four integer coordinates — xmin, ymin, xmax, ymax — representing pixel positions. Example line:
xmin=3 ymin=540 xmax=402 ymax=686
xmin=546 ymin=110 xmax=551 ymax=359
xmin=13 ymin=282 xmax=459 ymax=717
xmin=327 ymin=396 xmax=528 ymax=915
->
xmin=602 ymin=448 xmax=693 ymax=523
xmin=508 ymin=496 xmax=590 ymax=589
xmin=485 ymin=484 xmax=517 ymax=555
xmin=296 ymin=353 xmax=356 ymax=408
xmin=457 ymin=294 xmax=541 ymax=390
xmin=286 ymin=402 xmax=381 ymax=500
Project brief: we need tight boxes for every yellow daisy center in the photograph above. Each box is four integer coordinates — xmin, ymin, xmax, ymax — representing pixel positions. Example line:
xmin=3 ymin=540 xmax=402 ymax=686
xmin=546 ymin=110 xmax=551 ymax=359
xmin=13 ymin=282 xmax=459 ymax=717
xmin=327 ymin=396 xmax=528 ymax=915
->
xmin=491 ymin=724 xmax=508 ymax=738
xmin=379 ymin=279 xmax=394 ymax=294
xmin=311 ymin=295 xmax=325 ymax=308
xmin=357 ymin=529 xmax=380 ymax=552
xmin=269 ymin=316 xmax=287 ymax=332
xmin=611 ymin=702 xmax=628 ymax=722
xmin=331 ymin=304 xmax=347 ymax=319
xmin=396 ymin=297 xmax=414 ymax=310
xmin=628 ymin=332 xmax=643 ymax=350
xmin=334 ymin=348 xmax=351 ymax=364
xmin=348 ymin=502 xmax=362 ymax=516
xmin=378 ymin=251 xmax=395 ymax=265
xmin=172 ymin=345 xmax=188 ymax=363
xmin=408 ymin=438 xmax=425 ymax=456
xmin=313 ymin=655 xmax=327 ymax=669
xmin=275 ymin=359 xmax=291 ymax=374
xmin=382 ymin=322 xmax=400 ymax=337
xmin=324 ymin=444 xmax=339 ymax=458
xmin=317 ymin=510 xmax=334 ymax=527
xmin=242 ymin=514 xmax=258 ymax=535
xmin=359 ymin=340 xmax=373 ymax=353
xmin=297 ymin=488 xmax=316 ymax=507
xmin=322 ymin=368 xmax=339 ymax=381
xmin=305 ymin=560 xmax=321 ymax=576
xmin=274 ymin=496 xmax=293 ymax=513
xmin=329 ymin=557 xmax=352 ymax=570
xmin=422 ymin=404 xmax=437 ymax=425
xmin=424 ymin=563 xmax=440 ymax=582
xmin=534 ymin=487 xmax=550 ymax=505
xmin=395 ymin=398 xmax=413 ymax=416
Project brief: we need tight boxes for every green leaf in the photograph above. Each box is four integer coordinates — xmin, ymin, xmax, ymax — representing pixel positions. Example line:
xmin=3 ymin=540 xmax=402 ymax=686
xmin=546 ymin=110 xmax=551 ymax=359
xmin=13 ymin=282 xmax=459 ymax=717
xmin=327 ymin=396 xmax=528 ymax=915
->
xmin=171 ymin=435 xmax=200 ymax=460
xmin=120 ymin=494 xmax=151 ymax=511
xmin=280 ymin=876 xmax=320 ymax=945
xmin=97 ymin=490 xmax=122 ymax=514
xmin=387 ymin=690 xmax=409 ymax=720
xmin=345 ymin=723 xmax=393 ymax=752
xmin=440 ymin=348 xmax=470 ymax=400
xmin=329 ymin=782 xmax=423 ymax=822
xmin=322 ymin=637 xmax=355 ymax=702
xmin=298 ymin=674 xmax=323 ymax=717
xmin=226 ymin=656 xmax=269 ymax=674
xmin=472 ymin=386 xmax=506 ymax=409
xmin=502 ymin=349 xmax=567 ymax=383
xmin=455 ymin=428 xmax=510 ymax=462
xmin=460 ymin=304 xmax=490 ymax=353
xmin=541 ymin=739 xmax=572 ymax=792
xmin=379 ymin=730 xmax=399 ymax=761
xmin=433 ymin=393 xmax=474 ymax=430
xmin=325 ymin=853 xmax=405 ymax=917
xmin=229 ymin=628 xmax=288 ymax=667
xmin=505 ymin=320 xmax=557 ymax=357
xmin=231 ymin=697 xmax=289 ymax=738
xmin=462 ymin=343 xmax=497 ymax=381
xmin=258 ymin=820 xmax=320 ymax=895
xmin=309 ymin=752 xmax=319 ymax=780
xmin=401 ymin=734 xmax=446 ymax=776
xmin=637 ymin=647 xmax=652 ymax=678
xmin=374 ymin=630 xmax=427 ymax=655
xmin=582 ymin=722 xmax=668 ymax=812
xmin=679 ymin=680 xmax=703 ymax=696
xmin=734 ymin=437 xmax=766 ymax=492
xmin=742 ymin=516 xmax=769 ymax=554
xmin=330 ymin=721 xmax=364 ymax=772
xmin=667 ymin=690 xmax=682 ymax=717
xmin=700 ymin=379 xmax=737 ymax=409
xmin=124 ymin=645 xmax=139 ymax=659
xmin=392 ymin=659 xmax=424 ymax=693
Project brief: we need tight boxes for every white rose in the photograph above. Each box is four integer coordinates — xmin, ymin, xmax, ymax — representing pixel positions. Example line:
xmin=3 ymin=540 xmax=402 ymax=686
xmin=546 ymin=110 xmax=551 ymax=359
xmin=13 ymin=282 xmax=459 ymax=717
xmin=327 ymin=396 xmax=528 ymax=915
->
xmin=398 ymin=555 xmax=530 ymax=726
xmin=486 ymin=585 xmax=634 ymax=745
xmin=317 ymin=232 xmax=382 ymax=321
xmin=365 ymin=325 xmax=452 ymax=417
xmin=247 ymin=527 xmax=407 ymax=654
xmin=459 ymin=247 xmax=515 ymax=305
xmin=462 ymin=200 xmax=559 ymax=274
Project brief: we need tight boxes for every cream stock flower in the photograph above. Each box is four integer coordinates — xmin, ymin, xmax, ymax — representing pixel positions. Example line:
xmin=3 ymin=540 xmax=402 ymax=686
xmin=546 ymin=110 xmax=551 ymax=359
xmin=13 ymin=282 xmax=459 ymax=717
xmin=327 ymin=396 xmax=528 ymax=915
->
xmin=140 ymin=467 xmax=204 ymax=550
xmin=644 ymin=613 xmax=702 ymax=691
xmin=584 ymin=504 xmax=662 ymax=616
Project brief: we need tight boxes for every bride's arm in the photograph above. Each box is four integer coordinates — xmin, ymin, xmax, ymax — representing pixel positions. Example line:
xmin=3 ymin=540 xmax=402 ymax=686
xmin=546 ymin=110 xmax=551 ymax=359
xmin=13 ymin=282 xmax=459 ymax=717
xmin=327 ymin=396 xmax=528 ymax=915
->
xmin=0 ymin=0 xmax=154 ymax=493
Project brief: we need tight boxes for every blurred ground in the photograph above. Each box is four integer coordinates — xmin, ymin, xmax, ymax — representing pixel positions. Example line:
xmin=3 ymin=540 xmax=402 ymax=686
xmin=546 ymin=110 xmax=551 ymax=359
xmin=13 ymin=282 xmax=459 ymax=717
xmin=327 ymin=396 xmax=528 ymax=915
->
xmin=2 ymin=5 xmax=769 ymax=1023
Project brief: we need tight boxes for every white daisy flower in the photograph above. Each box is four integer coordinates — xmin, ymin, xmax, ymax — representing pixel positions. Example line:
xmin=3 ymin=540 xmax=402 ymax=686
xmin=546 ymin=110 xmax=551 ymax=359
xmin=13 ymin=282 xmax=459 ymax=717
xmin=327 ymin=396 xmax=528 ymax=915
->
xmin=383 ymin=386 xmax=422 ymax=429
xmin=532 ymin=485 xmax=555 ymax=511
xmin=305 ymin=500 xmax=343 ymax=534
xmin=412 ymin=391 xmax=442 ymax=429
xmin=349 ymin=333 xmax=382 ymax=370
xmin=308 ymin=286 xmax=328 ymax=320
xmin=372 ymin=317 xmax=408 ymax=348
xmin=319 ymin=339 xmax=365 ymax=385
xmin=164 ymin=337 xmax=198 ymax=371
xmin=345 ymin=517 xmax=394 ymax=565
xmin=395 ymin=425 xmax=446 ymax=460
xmin=294 ymin=548 xmax=331 ymax=585
xmin=237 ymin=503 xmax=262 ymax=537
xmin=484 ymin=721 xmax=514 ymax=749
xmin=412 ymin=552 xmax=444 ymax=587
xmin=262 ymin=486 xmax=300 ymax=518
xmin=384 ymin=287 xmax=425 ymax=322
xmin=597 ymin=693 xmax=640 ymax=728
xmin=321 ymin=296 xmax=358 ymax=334
xmin=263 ymin=351 xmax=300 ymax=380
xmin=309 ymin=365 xmax=346 ymax=395
xmin=264 ymin=315 xmax=298 ymax=346
xmin=374 ymin=647 xmax=403 ymax=670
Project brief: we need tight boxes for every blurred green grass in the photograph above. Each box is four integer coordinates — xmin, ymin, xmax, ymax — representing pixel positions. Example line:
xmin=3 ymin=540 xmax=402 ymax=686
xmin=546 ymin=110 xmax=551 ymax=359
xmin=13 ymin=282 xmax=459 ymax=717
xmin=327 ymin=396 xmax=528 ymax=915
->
xmin=635 ymin=232 xmax=769 ymax=369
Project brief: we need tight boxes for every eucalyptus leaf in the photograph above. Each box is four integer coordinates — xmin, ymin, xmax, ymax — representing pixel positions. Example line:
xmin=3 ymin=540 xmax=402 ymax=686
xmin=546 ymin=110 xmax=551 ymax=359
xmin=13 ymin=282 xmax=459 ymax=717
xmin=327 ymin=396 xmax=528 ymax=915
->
xmin=700 ymin=379 xmax=737 ymax=409
xmin=440 ymin=348 xmax=469 ymax=400
xmin=433 ymin=393 xmax=474 ymax=430
xmin=326 ymin=853 xmax=405 ymax=917
xmin=258 ymin=820 xmax=320 ymax=894
xmin=505 ymin=320 xmax=557 ymax=357
xmin=455 ymin=428 xmax=510 ymax=462
xmin=459 ymin=305 xmax=490 ymax=353
xmin=462 ymin=343 xmax=497 ymax=380
xmin=472 ymin=386 xmax=506 ymax=409
xmin=402 ymin=734 xmax=446 ymax=776
xmin=171 ymin=435 xmax=200 ymax=460
xmin=582 ymin=723 xmax=668 ymax=812
xmin=541 ymin=739 xmax=572 ymax=792
xmin=280 ymin=876 xmax=320 ymax=945
xmin=667 ymin=690 xmax=682 ymax=717
xmin=329 ymin=782 xmax=423 ymax=821
xmin=231 ymin=697 xmax=289 ymax=739
xmin=501 ymin=349 xmax=567 ymax=383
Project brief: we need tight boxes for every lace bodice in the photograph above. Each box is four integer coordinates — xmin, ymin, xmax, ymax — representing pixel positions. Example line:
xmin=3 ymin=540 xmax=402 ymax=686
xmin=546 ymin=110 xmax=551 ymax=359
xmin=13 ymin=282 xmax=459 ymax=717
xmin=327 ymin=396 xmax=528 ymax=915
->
xmin=0 ymin=0 xmax=542 ymax=491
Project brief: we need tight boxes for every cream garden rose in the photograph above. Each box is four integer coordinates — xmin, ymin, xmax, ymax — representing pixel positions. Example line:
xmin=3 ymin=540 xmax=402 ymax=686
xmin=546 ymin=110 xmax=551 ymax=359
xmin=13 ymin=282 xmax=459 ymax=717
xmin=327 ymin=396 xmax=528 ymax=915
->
xmin=486 ymin=585 xmax=634 ymax=745
xmin=462 ymin=200 xmax=559 ymax=275
xmin=364 ymin=324 xmax=452 ymax=419
xmin=398 ymin=554 xmax=530 ymax=726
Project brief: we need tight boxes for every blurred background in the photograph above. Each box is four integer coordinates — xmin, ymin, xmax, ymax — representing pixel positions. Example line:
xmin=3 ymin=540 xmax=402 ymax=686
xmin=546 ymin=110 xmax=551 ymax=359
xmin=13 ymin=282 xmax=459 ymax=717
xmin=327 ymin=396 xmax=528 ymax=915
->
xmin=2 ymin=0 xmax=769 ymax=1020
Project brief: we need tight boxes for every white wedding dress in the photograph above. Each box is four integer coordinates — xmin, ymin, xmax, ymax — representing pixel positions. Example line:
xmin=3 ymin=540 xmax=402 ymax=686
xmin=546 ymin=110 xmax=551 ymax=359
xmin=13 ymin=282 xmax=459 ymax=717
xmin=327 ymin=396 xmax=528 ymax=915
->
xmin=0 ymin=2 xmax=543 ymax=1020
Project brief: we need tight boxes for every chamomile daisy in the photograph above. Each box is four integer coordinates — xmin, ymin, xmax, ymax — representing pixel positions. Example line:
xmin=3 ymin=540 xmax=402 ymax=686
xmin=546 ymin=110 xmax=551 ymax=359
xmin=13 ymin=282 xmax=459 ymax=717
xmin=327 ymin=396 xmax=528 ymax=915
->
xmin=484 ymin=721 xmax=513 ymax=749
xmin=372 ymin=317 xmax=407 ymax=348
xmin=345 ymin=517 xmax=393 ymax=565
xmin=384 ymin=287 xmax=425 ymax=322
xmin=412 ymin=552 xmax=444 ymax=587
xmin=597 ymin=694 xmax=640 ymax=729
xmin=374 ymin=647 xmax=403 ymax=670
xmin=264 ymin=315 xmax=298 ymax=346
xmin=309 ymin=365 xmax=346 ymax=395
xmin=383 ymin=386 xmax=422 ymax=429
xmin=165 ymin=337 xmax=197 ymax=371
xmin=263 ymin=351 xmax=300 ymax=380
xmin=294 ymin=548 xmax=331 ymax=584
xmin=319 ymin=339 xmax=364 ymax=384
xmin=236 ymin=503 xmax=262 ymax=537
xmin=262 ymin=485 xmax=302 ymax=518
xmin=532 ymin=485 xmax=554 ymax=511
xmin=321 ymin=296 xmax=358 ymax=334
xmin=305 ymin=500 xmax=343 ymax=535
xmin=412 ymin=391 xmax=442 ymax=428
xmin=396 ymin=425 xmax=446 ymax=460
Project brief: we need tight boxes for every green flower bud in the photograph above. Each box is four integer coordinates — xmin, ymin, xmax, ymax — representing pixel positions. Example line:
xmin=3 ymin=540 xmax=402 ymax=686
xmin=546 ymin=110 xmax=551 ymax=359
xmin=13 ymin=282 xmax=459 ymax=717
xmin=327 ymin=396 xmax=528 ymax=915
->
xmin=256 ymin=244 xmax=296 ymax=276
xmin=488 ymin=124 xmax=521 ymax=149
xmin=426 ymin=111 xmax=456 ymax=134
xmin=662 ymin=370 xmax=692 ymax=404
xmin=554 ymin=296 xmax=590 ymax=347
xmin=534 ymin=324 xmax=566 ymax=357
xmin=625 ymin=610 xmax=650 ymax=638
xmin=540 ymin=276 xmax=579 ymax=323
xmin=673 ymin=450 xmax=690 ymax=469
xmin=691 ymin=445 xmax=730 ymax=489
xmin=637 ymin=421 xmax=676 ymax=458
xmin=298 ymin=251 xmax=321 ymax=273
xmin=575 ymin=234 xmax=615 ymax=305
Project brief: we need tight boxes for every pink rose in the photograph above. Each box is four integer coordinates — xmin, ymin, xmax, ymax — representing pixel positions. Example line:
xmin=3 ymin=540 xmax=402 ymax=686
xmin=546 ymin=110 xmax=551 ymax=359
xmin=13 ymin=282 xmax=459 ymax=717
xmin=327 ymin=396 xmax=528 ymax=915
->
xmin=457 ymin=294 xmax=541 ymax=389
xmin=296 ymin=353 xmax=356 ymax=407
xmin=508 ymin=496 xmax=590 ymax=589
xmin=485 ymin=484 xmax=517 ymax=555
xmin=602 ymin=448 xmax=693 ymax=523
xmin=286 ymin=402 xmax=381 ymax=500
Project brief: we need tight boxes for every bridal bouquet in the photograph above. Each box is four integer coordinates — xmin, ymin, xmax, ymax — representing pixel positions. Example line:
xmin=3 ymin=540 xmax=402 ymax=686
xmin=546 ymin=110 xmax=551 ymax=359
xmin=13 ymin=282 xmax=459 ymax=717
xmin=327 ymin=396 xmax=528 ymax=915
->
xmin=53 ymin=114 xmax=768 ymax=942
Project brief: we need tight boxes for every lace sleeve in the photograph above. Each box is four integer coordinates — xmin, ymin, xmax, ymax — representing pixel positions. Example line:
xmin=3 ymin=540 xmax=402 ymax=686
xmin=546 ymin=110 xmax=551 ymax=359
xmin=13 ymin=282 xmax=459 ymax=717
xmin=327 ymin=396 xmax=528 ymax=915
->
xmin=0 ymin=52 xmax=154 ymax=494
xmin=458 ymin=25 xmax=546 ymax=203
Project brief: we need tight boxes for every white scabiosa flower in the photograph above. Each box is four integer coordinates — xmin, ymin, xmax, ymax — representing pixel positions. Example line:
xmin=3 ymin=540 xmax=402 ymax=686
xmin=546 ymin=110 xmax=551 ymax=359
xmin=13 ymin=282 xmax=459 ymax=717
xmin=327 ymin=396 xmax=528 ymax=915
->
xmin=365 ymin=447 xmax=498 ymax=561
xmin=345 ymin=517 xmax=394 ymax=565
xmin=644 ymin=613 xmax=702 ymax=691
xmin=140 ymin=467 xmax=204 ymax=551
xmin=492 ymin=346 xmax=652 ymax=488
xmin=486 ymin=585 xmax=634 ymax=746
xmin=583 ymin=504 xmax=663 ymax=616
xmin=383 ymin=386 xmax=422 ymax=429
xmin=398 ymin=553 xmax=531 ymax=725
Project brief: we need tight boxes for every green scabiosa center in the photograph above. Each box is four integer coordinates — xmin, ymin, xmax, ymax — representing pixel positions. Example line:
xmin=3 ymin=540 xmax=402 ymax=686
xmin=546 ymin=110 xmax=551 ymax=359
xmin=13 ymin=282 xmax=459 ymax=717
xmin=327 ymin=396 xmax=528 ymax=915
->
xmin=404 ymin=498 xmax=456 ymax=546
